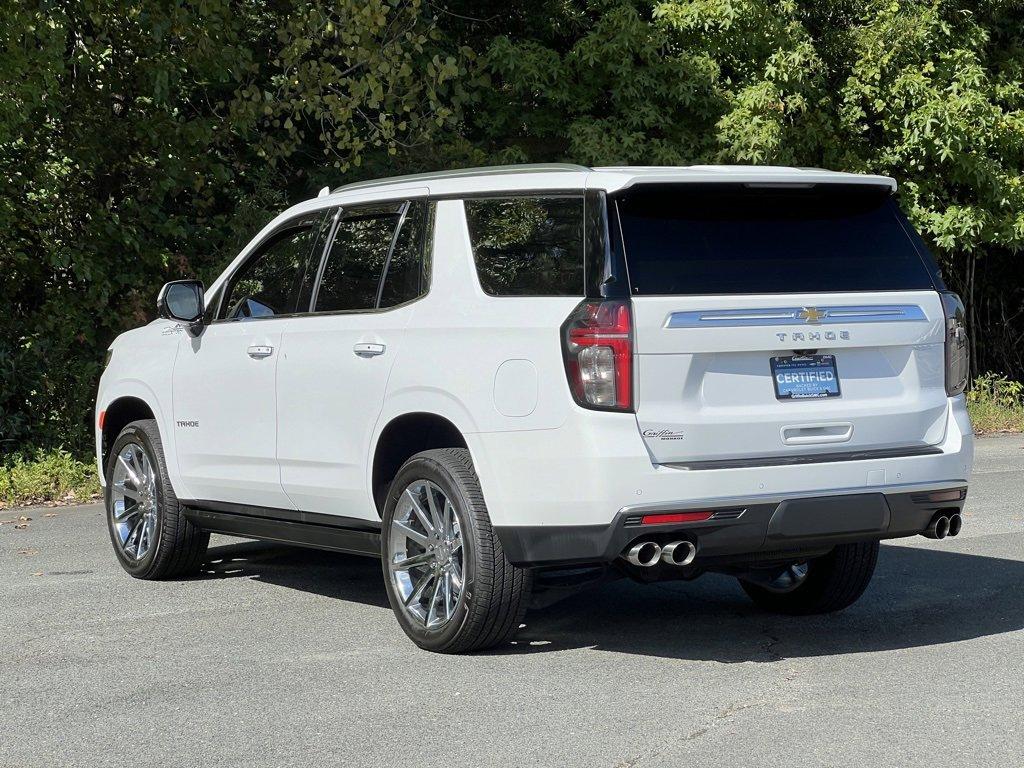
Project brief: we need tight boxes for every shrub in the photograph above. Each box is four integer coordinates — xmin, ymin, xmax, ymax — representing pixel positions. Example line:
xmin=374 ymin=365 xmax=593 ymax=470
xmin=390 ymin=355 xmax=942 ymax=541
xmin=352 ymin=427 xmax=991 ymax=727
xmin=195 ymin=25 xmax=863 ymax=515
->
xmin=967 ymin=374 xmax=1024 ymax=434
xmin=0 ymin=449 xmax=100 ymax=508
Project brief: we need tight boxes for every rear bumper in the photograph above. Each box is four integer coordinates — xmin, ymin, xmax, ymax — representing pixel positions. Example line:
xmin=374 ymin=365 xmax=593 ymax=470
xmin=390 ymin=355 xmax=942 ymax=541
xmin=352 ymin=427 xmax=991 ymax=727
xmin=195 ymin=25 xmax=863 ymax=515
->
xmin=496 ymin=484 xmax=968 ymax=567
xmin=470 ymin=395 xmax=973 ymax=531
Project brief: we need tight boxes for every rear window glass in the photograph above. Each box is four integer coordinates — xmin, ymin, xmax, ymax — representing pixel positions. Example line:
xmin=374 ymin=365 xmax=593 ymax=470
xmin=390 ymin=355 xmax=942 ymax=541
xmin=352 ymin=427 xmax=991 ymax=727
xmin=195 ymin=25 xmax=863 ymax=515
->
xmin=464 ymin=196 xmax=584 ymax=296
xmin=615 ymin=185 xmax=937 ymax=295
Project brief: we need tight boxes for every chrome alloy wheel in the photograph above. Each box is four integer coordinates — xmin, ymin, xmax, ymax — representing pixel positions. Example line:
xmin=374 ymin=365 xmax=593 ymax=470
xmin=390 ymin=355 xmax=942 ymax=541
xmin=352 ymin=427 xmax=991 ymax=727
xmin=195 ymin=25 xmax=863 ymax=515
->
xmin=110 ymin=442 xmax=159 ymax=561
xmin=388 ymin=480 xmax=465 ymax=629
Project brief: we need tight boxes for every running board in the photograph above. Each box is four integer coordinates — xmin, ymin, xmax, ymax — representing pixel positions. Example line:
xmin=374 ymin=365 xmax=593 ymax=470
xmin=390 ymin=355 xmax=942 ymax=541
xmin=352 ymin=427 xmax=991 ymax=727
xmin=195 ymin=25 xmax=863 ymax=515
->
xmin=182 ymin=503 xmax=381 ymax=558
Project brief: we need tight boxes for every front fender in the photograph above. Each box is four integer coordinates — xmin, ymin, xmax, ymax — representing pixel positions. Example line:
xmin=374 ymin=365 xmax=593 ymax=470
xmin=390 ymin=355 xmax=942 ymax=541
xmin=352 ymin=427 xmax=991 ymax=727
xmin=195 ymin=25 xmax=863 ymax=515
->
xmin=95 ymin=325 xmax=180 ymax=489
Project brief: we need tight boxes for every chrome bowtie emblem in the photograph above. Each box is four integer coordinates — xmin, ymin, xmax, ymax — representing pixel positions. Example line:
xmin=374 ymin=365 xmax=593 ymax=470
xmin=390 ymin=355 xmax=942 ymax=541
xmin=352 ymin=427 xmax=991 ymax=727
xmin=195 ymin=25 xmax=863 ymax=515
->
xmin=797 ymin=306 xmax=826 ymax=324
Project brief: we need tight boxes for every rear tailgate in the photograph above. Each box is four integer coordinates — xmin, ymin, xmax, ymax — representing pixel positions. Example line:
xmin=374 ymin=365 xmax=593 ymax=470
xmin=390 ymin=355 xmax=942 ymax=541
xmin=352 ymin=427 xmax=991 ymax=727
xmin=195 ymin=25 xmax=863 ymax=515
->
xmin=614 ymin=182 xmax=949 ymax=466
xmin=631 ymin=292 xmax=948 ymax=465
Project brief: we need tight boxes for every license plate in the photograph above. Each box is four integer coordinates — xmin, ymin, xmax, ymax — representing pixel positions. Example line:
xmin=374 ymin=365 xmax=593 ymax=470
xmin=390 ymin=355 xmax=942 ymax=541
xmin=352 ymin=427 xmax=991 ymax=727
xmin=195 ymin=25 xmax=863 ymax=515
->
xmin=770 ymin=354 xmax=841 ymax=400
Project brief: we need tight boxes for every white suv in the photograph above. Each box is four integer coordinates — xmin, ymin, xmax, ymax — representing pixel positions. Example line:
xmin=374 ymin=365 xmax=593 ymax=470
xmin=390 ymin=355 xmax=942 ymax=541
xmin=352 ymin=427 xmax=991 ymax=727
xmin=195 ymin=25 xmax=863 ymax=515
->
xmin=96 ymin=164 xmax=974 ymax=652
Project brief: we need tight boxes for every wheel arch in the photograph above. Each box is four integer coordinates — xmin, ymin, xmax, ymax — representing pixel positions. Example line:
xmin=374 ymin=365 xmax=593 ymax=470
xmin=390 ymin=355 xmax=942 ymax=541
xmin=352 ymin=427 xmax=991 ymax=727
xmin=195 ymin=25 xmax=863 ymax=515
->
xmin=101 ymin=396 xmax=158 ymax=473
xmin=370 ymin=412 xmax=469 ymax=516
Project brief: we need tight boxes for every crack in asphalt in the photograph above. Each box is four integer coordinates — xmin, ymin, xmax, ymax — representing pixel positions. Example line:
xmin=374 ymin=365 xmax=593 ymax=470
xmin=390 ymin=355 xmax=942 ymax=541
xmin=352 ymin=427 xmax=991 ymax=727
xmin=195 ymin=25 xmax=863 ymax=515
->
xmin=612 ymin=701 xmax=762 ymax=767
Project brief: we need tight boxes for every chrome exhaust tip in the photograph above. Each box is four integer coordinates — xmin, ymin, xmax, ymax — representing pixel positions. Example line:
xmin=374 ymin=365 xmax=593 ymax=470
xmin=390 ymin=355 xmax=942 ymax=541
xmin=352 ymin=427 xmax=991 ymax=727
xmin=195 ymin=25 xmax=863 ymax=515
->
xmin=661 ymin=540 xmax=697 ymax=567
xmin=625 ymin=541 xmax=662 ymax=567
xmin=922 ymin=514 xmax=950 ymax=540
xmin=948 ymin=513 xmax=963 ymax=537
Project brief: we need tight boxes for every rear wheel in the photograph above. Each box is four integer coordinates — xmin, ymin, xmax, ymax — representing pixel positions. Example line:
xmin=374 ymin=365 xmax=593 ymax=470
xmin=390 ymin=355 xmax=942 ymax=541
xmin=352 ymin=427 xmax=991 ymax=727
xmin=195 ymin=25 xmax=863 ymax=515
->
xmin=739 ymin=541 xmax=879 ymax=615
xmin=105 ymin=419 xmax=209 ymax=579
xmin=381 ymin=448 xmax=532 ymax=653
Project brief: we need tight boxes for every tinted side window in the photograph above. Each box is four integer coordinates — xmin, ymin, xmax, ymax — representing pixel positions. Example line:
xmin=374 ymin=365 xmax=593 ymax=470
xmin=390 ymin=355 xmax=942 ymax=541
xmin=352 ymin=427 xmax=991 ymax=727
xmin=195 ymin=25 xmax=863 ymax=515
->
xmin=379 ymin=201 xmax=431 ymax=308
xmin=222 ymin=225 xmax=317 ymax=320
xmin=465 ymin=196 xmax=584 ymax=296
xmin=314 ymin=204 xmax=401 ymax=312
xmin=295 ymin=210 xmax=338 ymax=312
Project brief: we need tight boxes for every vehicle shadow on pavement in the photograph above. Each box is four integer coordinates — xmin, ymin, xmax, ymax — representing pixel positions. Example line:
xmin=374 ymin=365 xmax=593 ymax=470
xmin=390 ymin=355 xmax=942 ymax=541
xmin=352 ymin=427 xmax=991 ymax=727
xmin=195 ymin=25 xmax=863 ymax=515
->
xmin=503 ymin=544 xmax=1024 ymax=661
xmin=194 ymin=540 xmax=1024 ymax=661
xmin=199 ymin=540 xmax=390 ymax=609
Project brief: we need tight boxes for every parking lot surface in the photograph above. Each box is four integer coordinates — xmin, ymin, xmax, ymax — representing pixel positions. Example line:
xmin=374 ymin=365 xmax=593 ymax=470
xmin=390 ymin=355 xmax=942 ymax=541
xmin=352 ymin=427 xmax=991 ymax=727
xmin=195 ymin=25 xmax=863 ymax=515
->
xmin=2 ymin=436 xmax=1022 ymax=767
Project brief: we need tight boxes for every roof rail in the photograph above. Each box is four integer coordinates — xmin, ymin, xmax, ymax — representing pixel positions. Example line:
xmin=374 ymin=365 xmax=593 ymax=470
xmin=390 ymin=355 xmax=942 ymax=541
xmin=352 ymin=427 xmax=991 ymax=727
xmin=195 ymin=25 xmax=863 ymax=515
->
xmin=330 ymin=163 xmax=592 ymax=194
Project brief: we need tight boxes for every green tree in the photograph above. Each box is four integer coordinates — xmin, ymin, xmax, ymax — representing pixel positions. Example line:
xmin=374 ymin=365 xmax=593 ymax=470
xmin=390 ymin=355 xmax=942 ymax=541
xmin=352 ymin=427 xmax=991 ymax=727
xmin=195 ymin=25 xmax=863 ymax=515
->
xmin=468 ymin=0 xmax=1024 ymax=372
xmin=2 ymin=0 xmax=1023 ymax=455
xmin=0 ymin=0 xmax=466 ymax=454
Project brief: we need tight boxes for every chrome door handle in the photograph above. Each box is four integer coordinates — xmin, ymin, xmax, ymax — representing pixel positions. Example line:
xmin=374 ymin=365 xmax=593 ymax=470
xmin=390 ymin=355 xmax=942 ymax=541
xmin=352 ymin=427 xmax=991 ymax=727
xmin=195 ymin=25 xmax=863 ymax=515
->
xmin=353 ymin=343 xmax=386 ymax=357
xmin=247 ymin=345 xmax=274 ymax=359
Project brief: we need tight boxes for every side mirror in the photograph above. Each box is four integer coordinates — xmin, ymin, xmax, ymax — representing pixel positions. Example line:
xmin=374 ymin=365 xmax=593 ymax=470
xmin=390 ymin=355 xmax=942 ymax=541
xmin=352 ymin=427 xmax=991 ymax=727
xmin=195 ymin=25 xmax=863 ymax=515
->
xmin=157 ymin=280 xmax=205 ymax=336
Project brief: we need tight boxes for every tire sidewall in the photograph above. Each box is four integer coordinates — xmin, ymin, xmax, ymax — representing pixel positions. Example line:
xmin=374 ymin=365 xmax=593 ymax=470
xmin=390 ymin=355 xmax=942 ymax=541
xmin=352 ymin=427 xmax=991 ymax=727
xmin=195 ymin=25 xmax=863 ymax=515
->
xmin=740 ymin=541 xmax=879 ymax=614
xmin=381 ymin=455 xmax=479 ymax=652
xmin=105 ymin=422 xmax=166 ymax=578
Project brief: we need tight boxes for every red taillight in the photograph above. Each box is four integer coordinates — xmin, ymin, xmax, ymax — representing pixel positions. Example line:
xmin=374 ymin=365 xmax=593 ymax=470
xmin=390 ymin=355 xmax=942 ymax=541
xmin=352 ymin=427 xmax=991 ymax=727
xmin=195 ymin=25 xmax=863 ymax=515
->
xmin=561 ymin=299 xmax=633 ymax=411
xmin=640 ymin=511 xmax=713 ymax=525
xmin=940 ymin=291 xmax=969 ymax=396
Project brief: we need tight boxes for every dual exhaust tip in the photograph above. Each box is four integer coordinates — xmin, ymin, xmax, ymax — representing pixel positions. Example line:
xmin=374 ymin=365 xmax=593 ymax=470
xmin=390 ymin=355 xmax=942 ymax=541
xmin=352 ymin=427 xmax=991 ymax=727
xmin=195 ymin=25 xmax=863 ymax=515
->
xmin=625 ymin=539 xmax=697 ymax=568
xmin=629 ymin=511 xmax=963 ymax=561
xmin=922 ymin=512 xmax=963 ymax=540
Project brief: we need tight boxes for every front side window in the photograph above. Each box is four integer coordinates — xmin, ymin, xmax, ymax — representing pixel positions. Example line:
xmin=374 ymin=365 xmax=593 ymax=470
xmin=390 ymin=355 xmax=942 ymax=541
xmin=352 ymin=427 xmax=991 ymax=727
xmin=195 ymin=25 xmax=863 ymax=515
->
xmin=314 ymin=204 xmax=401 ymax=313
xmin=464 ymin=196 xmax=585 ymax=296
xmin=221 ymin=219 xmax=320 ymax=320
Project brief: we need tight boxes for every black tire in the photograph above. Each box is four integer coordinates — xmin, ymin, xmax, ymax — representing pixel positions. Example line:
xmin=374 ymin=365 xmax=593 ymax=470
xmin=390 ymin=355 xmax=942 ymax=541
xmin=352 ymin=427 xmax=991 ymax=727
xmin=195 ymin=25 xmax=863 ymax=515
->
xmin=104 ymin=419 xmax=209 ymax=579
xmin=739 ymin=541 xmax=879 ymax=615
xmin=380 ymin=448 xmax=532 ymax=653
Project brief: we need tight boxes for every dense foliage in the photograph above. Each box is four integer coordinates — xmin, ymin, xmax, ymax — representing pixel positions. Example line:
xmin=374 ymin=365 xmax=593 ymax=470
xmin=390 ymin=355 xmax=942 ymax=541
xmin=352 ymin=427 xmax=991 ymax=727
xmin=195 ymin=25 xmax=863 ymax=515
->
xmin=2 ymin=0 xmax=1023 ymax=455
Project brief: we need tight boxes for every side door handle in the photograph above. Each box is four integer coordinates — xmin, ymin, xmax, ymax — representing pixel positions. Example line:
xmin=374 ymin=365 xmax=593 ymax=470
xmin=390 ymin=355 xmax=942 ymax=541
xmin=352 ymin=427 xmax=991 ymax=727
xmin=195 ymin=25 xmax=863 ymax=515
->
xmin=247 ymin=344 xmax=274 ymax=359
xmin=353 ymin=343 xmax=386 ymax=358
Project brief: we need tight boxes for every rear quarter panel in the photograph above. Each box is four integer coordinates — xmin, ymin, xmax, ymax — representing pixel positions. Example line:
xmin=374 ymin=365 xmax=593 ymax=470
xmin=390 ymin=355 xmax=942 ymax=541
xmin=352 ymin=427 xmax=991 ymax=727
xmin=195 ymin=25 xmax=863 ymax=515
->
xmin=373 ymin=199 xmax=583 ymax=521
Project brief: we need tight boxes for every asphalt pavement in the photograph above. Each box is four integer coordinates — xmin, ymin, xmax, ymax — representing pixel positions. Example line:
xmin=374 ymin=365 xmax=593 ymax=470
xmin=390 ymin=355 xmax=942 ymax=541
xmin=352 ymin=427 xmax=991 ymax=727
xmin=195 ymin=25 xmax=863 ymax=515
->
xmin=2 ymin=436 xmax=1022 ymax=767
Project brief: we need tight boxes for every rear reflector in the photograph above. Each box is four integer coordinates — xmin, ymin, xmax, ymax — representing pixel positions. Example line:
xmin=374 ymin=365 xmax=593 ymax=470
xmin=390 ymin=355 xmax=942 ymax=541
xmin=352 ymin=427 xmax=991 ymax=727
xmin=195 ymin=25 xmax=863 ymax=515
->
xmin=98 ymin=410 xmax=106 ymax=429
xmin=927 ymin=489 xmax=965 ymax=503
xmin=640 ymin=511 xmax=713 ymax=525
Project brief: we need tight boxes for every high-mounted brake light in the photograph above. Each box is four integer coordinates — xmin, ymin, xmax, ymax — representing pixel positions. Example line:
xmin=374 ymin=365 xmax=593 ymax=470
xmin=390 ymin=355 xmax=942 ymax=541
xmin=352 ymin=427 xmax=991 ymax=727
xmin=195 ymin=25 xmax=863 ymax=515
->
xmin=940 ymin=292 xmax=969 ymax=396
xmin=561 ymin=299 xmax=633 ymax=411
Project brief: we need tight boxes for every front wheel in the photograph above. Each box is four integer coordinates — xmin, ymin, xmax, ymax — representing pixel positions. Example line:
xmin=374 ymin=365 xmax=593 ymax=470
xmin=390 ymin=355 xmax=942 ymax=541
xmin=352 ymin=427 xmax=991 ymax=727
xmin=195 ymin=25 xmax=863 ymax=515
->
xmin=739 ymin=541 xmax=879 ymax=615
xmin=381 ymin=448 xmax=531 ymax=653
xmin=105 ymin=419 xmax=209 ymax=579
